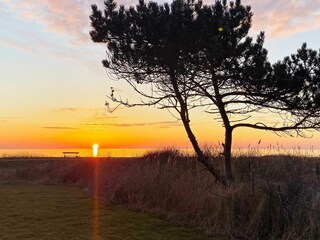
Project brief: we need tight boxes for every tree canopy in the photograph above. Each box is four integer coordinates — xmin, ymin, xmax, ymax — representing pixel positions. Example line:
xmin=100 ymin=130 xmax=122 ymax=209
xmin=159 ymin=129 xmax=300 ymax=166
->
xmin=90 ymin=0 xmax=320 ymax=183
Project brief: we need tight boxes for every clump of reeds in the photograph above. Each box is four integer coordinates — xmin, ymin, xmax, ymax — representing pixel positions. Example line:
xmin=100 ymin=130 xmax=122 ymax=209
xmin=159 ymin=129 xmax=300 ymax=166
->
xmin=0 ymin=151 xmax=53 ymax=159
xmin=0 ymin=148 xmax=319 ymax=239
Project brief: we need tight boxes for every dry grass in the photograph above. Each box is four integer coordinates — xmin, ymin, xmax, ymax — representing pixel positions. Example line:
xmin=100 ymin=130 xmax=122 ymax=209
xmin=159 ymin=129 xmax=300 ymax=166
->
xmin=0 ymin=149 xmax=319 ymax=239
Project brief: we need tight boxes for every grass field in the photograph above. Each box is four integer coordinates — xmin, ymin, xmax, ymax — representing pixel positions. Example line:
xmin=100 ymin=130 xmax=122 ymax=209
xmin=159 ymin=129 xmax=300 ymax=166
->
xmin=0 ymin=153 xmax=319 ymax=239
xmin=0 ymin=184 xmax=218 ymax=240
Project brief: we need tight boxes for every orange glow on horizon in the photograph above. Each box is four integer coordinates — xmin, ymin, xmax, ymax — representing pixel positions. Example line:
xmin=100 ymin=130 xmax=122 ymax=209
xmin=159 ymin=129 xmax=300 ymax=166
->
xmin=2 ymin=113 xmax=320 ymax=150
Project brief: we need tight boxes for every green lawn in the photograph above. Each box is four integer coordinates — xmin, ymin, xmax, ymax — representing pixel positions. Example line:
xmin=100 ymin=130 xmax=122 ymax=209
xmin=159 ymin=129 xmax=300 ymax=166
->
xmin=0 ymin=184 xmax=217 ymax=240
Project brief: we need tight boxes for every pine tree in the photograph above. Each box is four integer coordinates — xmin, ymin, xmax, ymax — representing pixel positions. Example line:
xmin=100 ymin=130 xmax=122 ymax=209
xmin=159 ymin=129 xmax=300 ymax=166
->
xmin=90 ymin=0 xmax=320 ymax=182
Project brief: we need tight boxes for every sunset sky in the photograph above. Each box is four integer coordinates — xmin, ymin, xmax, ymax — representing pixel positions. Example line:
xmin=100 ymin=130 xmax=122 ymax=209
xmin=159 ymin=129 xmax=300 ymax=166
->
xmin=1 ymin=0 xmax=320 ymax=151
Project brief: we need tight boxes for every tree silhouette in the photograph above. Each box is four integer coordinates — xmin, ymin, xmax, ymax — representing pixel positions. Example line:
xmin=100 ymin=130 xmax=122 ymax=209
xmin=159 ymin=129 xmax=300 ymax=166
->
xmin=90 ymin=0 xmax=320 ymax=183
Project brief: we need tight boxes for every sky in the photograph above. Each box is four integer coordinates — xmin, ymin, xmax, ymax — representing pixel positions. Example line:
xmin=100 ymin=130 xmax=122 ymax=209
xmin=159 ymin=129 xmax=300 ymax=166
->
xmin=0 ymin=0 xmax=320 ymax=151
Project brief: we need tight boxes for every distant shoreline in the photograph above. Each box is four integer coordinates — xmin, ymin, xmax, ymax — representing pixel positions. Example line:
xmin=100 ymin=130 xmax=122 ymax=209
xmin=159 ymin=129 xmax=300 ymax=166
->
xmin=1 ymin=147 xmax=320 ymax=158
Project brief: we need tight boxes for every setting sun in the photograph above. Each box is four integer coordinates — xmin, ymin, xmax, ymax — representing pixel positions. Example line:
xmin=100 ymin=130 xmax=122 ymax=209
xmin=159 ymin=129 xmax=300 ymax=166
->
xmin=92 ymin=144 xmax=99 ymax=157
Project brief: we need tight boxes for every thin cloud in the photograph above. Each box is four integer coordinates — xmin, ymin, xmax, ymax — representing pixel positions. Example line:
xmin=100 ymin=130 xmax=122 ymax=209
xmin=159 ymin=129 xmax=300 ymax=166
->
xmin=0 ymin=0 xmax=90 ymax=44
xmin=1 ymin=0 xmax=319 ymax=66
xmin=0 ymin=0 xmax=105 ymax=70
xmin=0 ymin=116 xmax=20 ymax=123
xmin=43 ymin=126 xmax=79 ymax=130
xmin=83 ymin=123 xmax=108 ymax=126
xmin=52 ymin=107 xmax=120 ymax=121
xmin=1 ymin=116 xmax=20 ymax=119
xmin=52 ymin=107 xmax=83 ymax=113
xmin=3 ymin=0 xmax=319 ymax=46
xmin=52 ymin=108 xmax=118 ymax=118
xmin=83 ymin=121 xmax=180 ymax=128
xmin=0 ymin=38 xmax=40 ymax=54
xmin=0 ymin=32 xmax=97 ymax=64
xmin=245 ymin=0 xmax=320 ymax=38
xmin=52 ymin=107 xmax=107 ymax=112
xmin=82 ymin=115 xmax=120 ymax=124
xmin=91 ymin=115 xmax=119 ymax=120
xmin=0 ymin=0 xmax=127 ymax=44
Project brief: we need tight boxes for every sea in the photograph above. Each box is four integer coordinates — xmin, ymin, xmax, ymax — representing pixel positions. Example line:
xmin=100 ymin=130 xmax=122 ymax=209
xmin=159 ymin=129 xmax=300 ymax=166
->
xmin=0 ymin=147 xmax=320 ymax=158
xmin=0 ymin=148 xmax=152 ymax=158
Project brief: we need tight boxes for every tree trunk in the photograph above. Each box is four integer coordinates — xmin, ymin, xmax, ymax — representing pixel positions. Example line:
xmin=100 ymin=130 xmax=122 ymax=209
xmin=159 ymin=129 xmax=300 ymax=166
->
xmin=169 ymin=71 xmax=226 ymax=185
xmin=212 ymin=75 xmax=233 ymax=182
xmin=224 ymin=127 xmax=233 ymax=181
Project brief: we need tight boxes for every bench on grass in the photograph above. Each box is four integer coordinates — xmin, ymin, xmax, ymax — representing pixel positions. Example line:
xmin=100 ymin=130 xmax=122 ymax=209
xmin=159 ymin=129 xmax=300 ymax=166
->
xmin=62 ymin=152 xmax=79 ymax=158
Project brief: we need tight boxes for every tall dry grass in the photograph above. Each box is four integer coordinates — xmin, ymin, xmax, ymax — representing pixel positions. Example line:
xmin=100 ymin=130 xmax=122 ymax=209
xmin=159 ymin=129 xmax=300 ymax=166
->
xmin=0 ymin=149 xmax=319 ymax=239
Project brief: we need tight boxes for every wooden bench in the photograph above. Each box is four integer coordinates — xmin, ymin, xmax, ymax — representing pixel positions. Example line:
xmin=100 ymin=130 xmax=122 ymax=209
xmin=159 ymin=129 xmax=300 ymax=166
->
xmin=62 ymin=151 xmax=79 ymax=158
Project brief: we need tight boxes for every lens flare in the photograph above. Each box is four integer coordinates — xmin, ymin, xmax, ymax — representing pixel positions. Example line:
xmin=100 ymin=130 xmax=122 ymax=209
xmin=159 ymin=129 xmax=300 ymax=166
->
xmin=92 ymin=144 xmax=99 ymax=157
xmin=92 ymin=154 xmax=101 ymax=240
